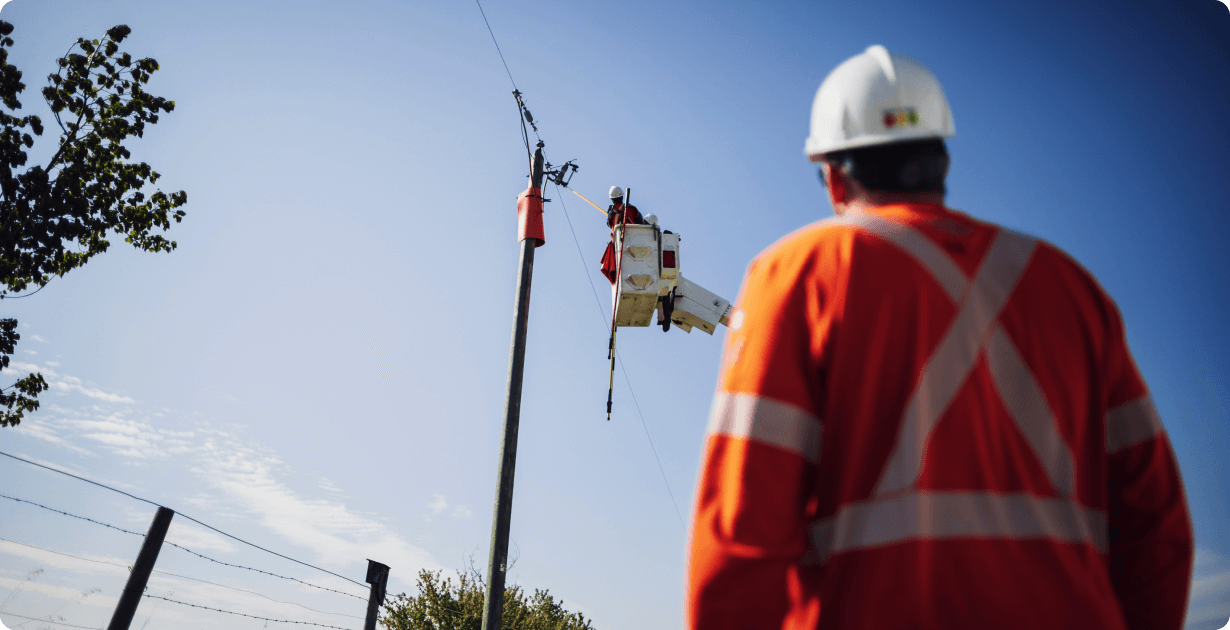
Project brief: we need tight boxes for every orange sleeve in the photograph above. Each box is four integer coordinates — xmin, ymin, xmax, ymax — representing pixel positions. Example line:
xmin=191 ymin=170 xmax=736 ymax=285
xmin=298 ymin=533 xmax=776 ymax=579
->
xmin=1103 ymin=303 xmax=1193 ymax=630
xmin=687 ymin=237 xmax=831 ymax=630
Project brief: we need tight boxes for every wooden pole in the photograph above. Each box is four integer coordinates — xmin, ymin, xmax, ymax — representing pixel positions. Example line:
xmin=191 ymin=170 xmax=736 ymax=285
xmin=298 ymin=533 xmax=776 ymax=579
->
xmin=363 ymin=559 xmax=390 ymax=630
xmin=106 ymin=507 xmax=174 ymax=630
xmin=481 ymin=143 xmax=545 ymax=630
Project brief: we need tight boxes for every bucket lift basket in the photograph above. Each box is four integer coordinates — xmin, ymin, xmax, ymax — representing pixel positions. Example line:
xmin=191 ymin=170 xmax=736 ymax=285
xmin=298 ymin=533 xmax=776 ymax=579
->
xmin=611 ymin=223 xmax=731 ymax=335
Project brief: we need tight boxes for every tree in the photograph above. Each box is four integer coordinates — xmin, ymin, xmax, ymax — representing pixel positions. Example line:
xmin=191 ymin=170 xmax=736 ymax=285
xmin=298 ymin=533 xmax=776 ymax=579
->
xmin=380 ymin=568 xmax=595 ymax=630
xmin=0 ymin=21 xmax=186 ymax=427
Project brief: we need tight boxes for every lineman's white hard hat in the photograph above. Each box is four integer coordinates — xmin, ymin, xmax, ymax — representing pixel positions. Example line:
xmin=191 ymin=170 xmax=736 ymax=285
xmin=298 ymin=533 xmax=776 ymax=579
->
xmin=804 ymin=45 xmax=955 ymax=160
xmin=609 ymin=186 xmax=624 ymax=199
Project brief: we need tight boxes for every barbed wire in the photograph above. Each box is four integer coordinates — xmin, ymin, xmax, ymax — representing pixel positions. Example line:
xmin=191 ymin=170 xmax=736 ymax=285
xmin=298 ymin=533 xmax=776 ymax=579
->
xmin=0 ymin=450 xmax=370 ymax=593
xmin=0 ymin=493 xmax=144 ymax=536
xmin=142 ymin=595 xmax=355 ymax=629
xmin=0 ymin=491 xmax=367 ymax=600
xmin=161 ymin=540 xmax=367 ymax=601
xmin=0 ymin=611 xmax=99 ymax=629
xmin=0 ymin=538 xmax=364 ymax=619
xmin=170 ymin=511 xmax=370 ymax=591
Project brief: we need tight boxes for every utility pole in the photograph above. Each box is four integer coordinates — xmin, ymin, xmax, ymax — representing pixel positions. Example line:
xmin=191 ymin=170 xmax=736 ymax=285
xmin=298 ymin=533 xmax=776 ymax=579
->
xmin=363 ymin=559 xmax=390 ymax=630
xmin=107 ymin=506 xmax=174 ymax=630
xmin=481 ymin=141 xmax=546 ymax=630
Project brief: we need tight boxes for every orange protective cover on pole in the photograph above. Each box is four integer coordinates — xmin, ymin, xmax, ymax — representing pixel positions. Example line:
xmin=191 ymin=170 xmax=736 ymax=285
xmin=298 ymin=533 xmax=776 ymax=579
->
xmin=517 ymin=187 xmax=545 ymax=247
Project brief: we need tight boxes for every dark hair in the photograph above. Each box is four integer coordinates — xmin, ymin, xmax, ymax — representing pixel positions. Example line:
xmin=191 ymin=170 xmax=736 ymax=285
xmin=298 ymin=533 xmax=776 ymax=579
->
xmin=823 ymin=138 xmax=949 ymax=194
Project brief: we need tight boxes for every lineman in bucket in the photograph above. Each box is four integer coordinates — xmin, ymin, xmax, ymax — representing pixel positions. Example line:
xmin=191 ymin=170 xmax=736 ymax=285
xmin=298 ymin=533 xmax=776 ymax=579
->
xmin=687 ymin=45 xmax=1192 ymax=630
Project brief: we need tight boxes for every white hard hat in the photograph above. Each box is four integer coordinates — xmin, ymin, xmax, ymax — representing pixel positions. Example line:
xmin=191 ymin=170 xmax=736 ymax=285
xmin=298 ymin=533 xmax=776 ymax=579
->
xmin=609 ymin=186 xmax=624 ymax=199
xmin=804 ymin=45 xmax=955 ymax=160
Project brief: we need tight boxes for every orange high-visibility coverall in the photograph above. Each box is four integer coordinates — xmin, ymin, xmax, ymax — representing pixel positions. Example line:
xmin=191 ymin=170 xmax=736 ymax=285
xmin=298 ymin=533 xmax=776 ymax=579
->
xmin=687 ymin=203 xmax=1192 ymax=630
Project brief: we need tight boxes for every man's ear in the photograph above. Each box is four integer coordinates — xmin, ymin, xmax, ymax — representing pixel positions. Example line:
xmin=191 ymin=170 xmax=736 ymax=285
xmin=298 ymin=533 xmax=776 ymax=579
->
xmin=823 ymin=162 xmax=849 ymax=209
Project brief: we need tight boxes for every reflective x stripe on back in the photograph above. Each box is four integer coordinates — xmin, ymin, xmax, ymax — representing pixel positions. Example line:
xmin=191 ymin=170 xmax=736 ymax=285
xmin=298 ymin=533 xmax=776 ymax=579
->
xmin=807 ymin=213 xmax=1106 ymax=563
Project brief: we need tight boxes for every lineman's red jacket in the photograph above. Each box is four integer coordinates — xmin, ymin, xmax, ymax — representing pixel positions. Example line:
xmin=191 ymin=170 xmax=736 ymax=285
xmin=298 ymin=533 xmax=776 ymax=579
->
xmin=687 ymin=203 xmax=1192 ymax=630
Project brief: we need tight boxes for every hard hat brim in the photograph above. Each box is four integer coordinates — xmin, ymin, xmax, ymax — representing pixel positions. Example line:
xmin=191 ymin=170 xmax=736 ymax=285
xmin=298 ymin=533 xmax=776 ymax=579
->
xmin=806 ymin=129 xmax=954 ymax=162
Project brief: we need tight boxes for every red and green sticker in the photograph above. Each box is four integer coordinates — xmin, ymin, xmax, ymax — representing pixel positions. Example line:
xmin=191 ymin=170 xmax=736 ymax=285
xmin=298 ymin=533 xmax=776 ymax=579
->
xmin=882 ymin=108 xmax=920 ymax=128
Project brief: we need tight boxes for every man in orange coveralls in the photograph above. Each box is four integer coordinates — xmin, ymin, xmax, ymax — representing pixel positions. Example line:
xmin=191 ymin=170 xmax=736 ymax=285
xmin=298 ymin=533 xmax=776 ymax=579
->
xmin=687 ymin=45 xmax=1193 ymax=630
xmin=600 ymin=185 xmax=645 ymax=284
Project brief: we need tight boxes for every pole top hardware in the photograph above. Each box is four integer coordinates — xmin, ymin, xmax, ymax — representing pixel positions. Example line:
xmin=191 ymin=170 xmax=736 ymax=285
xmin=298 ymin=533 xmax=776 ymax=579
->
xmin=544 ymin=159 xmax=579 ymax=188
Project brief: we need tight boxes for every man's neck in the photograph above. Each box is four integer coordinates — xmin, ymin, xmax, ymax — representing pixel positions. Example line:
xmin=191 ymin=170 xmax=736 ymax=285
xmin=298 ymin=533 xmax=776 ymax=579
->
xmin=836 ymin=191 xmax=944 ymax=215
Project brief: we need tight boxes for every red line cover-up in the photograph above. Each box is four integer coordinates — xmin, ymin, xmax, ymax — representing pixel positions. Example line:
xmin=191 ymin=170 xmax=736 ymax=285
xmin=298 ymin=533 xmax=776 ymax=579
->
xmin=687 ymin=202 xmax=1193 ymax=630
xmin=599 ymin=203 xmax=642 ymax=284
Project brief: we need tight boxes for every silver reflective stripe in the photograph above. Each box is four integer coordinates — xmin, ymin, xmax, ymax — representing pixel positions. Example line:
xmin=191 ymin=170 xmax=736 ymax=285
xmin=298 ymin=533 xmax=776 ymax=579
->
xmin=874 ymin=229 xmax=1039 ymax=495
xmin=807 ymin=491 xmax=1108 ymax=564
xmin=1106 ymin=396 xmax=1164 ymax=454
xmin=708 ymin=392 xmax=823 ymax=463
xmin=799 ymin=216 xmax=1105 ymax=563
xmin=832 ymin=213 xmax=968 ymax=302
xmin=985 ymin=325 xmax=1075 ymax=497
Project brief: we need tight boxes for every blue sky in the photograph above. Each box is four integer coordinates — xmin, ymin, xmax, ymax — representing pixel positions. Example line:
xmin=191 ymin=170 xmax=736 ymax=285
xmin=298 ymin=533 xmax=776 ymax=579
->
xmin=0 ymin=1 xmax=1227 ymax=629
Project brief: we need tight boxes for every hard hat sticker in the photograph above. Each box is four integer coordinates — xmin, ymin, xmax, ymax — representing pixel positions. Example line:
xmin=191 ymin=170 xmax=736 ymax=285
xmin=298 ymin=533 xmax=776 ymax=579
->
xmin=882 ymin=108 xmax=919 ymax=129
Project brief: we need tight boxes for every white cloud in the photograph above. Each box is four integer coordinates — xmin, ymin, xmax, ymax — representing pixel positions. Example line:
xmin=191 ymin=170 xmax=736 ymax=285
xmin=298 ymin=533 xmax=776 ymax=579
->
xmin=1188 ymin=548 xmax=1230 ymax=629
xmin=452 ymin=505 xmax=473 ymax=519
xmin=50 ymin=380 xmax=135 ymax=404
xmin=3 ymin=358 xmax=440 ymax=616
xmin=188 ymin=429 xmax=439 ymax=577
xmin=29 ymin=335 xmax=46 ymax=343
xmin=0 ymin=540 xmax=130 ymax=579
xmin=428 ymin=495 xmax=448 ymax=516
xmin=164 ymin=520 xmax=237 ymax=554
xmin=3 ymin=361 xmax=134 ymax=404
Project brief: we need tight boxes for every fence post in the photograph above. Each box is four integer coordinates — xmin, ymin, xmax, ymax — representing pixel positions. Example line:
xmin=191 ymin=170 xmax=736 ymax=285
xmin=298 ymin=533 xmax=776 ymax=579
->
xmin=107 ymin=506 xmax=174 ymax=630
xmin=364 ymin=559 xmax=390 ymax=630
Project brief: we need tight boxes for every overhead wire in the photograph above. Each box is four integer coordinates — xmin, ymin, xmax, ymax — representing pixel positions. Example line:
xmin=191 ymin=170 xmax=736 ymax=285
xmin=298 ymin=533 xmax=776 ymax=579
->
xmin=170 ymin=512 xmax=368 ymax=592
xmin=141 ymin=595 xmax=353 ymax=629
xmin=0 ymin=538 xmax=364 ymax=619
xmin=0 ymin=611 xmax=99 ymax=630
xmin=0 ymin=450 xmax=369 ymax=594
xmin=474 ymin=0 xmax=517 ymax=92
xmin=0 ymin=491 xmax=367 ymax=600
xmin=0 ymin=493 xmax=145 ymax=537
xmin=553 ymin=185 xmax=687 ymax=529
xmin=160 ymin=540 xmax=366 ymax=601
xmin=469 ymin=0 xmax=690 ymax=532
xmin=474 ymin=0 xmax=540 ymax=174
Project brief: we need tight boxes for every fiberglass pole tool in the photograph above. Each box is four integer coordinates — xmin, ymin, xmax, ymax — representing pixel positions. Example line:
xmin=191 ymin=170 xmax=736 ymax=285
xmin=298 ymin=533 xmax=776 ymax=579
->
xmin=605 ymin=187 xmax=629 ymax=421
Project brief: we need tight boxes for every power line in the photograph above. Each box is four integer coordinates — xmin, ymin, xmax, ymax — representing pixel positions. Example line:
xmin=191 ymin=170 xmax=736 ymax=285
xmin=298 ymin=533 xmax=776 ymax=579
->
xmin=617 ymin=358 xmax=687 ymax=529
xmin=142 ymin=595 xmax=354 ymax=629
xmin=0 ymin=450 xmax=369 ymax=593
xmin=553 ymin=183 xmax=610 ymax=324
xmin=0 ymin=611 xmax=99 ymax=629
xmin=474 ymin=0 xmax=517 ymax=91
xmin=552 ymin=186 xmax=687 ymax=529
xmin=0 ymin=451 xmax=161 ymax=509
xmin=0 ymin=538 xmax=364 ymax=619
